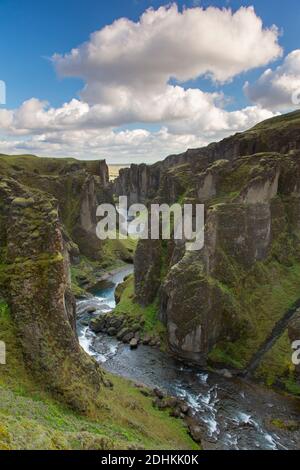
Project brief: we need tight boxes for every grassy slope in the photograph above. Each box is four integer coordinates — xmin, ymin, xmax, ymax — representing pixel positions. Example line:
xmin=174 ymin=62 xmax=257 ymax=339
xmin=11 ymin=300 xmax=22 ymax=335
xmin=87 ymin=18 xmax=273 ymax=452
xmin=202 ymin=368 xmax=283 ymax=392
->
xmin=0 ymin=154 xmax=102 ymax=176
xmin=209 ymin=260 xmax=300 ymax=393
xmin=202 ymin=155 xmax=300 ymax=393
xmin=114 ymin=275 xmax=166 ymax=342
xmin=0 ymin=301 xmax=198 ymax=450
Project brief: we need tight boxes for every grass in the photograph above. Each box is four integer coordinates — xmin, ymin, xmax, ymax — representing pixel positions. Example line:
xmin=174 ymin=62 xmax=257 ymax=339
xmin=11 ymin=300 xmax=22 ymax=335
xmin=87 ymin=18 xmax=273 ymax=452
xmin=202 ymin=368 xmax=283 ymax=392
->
xmin=0 ymin=301 xmax=198 ymax=450
xmin=0 ymin=154 xmax=104 ymax=177
xmin=114 ymin=276 xmax=166 ymax=341
xmin=208 ymin=258 xmax=300 ymax=391
xmin=101 ymin=237 xmax=137 ymax=267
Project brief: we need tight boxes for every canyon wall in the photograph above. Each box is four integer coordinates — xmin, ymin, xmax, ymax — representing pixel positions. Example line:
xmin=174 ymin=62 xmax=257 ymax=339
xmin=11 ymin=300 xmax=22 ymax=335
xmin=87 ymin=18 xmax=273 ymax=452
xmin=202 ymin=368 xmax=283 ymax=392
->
xmin=0 ymin=157 xmax=111 ymax=411
xmin=115 ymin=111 xmax=300 ymax=389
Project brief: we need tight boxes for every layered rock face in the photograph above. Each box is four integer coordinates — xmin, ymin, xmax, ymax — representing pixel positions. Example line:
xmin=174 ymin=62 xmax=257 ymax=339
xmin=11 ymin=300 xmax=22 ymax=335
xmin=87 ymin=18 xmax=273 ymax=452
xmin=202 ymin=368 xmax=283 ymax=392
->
xmin=115 ymin=111 xmax=300 ymax=384
xmin=0 ymin=157 xmax=111 ymax=411
xmin=1 ymin=157 xmax=112 ymax=260
xmin=114 ymin=111 xmax=300 ymax=206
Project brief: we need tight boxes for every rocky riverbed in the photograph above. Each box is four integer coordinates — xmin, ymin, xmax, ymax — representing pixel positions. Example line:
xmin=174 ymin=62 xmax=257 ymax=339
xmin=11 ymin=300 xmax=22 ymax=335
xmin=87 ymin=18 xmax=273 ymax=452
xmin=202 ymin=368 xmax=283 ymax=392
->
xmin=76 ymin=266 xmax=300 ymax=450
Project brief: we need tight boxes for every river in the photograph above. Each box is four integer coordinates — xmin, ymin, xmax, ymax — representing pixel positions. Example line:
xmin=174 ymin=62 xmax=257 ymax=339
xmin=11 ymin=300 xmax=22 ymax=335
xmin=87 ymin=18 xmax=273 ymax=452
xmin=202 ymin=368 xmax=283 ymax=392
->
xmin=76 ymin=265 xmax=300 ymax=450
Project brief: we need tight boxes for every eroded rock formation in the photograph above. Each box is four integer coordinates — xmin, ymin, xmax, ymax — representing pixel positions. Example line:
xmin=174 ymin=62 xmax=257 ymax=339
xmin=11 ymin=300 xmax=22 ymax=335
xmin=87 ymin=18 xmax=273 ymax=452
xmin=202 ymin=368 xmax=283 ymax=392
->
xmin=115 ymin=111 xmax=300 ymax=388
xmin=0 ymin=157 xmax=111 ymax=411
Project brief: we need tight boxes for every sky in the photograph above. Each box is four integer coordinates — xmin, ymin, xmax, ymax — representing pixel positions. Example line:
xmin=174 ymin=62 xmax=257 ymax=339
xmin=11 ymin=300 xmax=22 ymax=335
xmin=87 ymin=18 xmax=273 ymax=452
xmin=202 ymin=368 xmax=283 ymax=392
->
xmin=0 ymin=0 xmax=299 ymax=163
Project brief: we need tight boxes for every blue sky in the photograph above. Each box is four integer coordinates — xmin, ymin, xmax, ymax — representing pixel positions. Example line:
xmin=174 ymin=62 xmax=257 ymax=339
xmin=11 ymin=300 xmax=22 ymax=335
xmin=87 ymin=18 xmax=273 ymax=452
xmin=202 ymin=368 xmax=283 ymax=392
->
xmin=0 ymin=1 xmax=299 ymax=162
xmin=1 ymin=0 xmax=299 ymax=109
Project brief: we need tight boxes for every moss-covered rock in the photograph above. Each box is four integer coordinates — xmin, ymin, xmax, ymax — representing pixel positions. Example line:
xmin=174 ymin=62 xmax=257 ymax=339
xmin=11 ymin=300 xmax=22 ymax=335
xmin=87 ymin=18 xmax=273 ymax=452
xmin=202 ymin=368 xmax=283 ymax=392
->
xmin=118 ymin=111 xmax=300 ymax=393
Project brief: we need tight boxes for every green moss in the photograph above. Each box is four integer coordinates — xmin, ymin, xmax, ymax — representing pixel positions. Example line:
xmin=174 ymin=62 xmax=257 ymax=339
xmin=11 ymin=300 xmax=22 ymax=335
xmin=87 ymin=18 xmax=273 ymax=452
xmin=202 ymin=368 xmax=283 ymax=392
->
xmin=209 ymin=346 xmax=245 ymax=370
xmin=252 ymin=110 xmax=300 ymax=131
xmin=114 ymin=276 xmax=166 ymax=342
xmin=283 ymin=378 xmax=300 ymax=396
xmin=270 ymin=418 xmax=299 ymax=431
xmin=0 ymin=300 xmax=198 ymax=450
xmin=208 ymin=257 xmax=300 ymax=392
xmin=101 ymin=237 xmax=137 ymax=268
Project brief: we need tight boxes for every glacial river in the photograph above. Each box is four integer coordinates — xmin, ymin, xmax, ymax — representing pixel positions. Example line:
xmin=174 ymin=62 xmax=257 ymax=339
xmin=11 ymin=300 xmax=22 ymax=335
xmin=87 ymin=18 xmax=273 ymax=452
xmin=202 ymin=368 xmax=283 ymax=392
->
xmin=76 ymin=266 xmax=300 ymax=450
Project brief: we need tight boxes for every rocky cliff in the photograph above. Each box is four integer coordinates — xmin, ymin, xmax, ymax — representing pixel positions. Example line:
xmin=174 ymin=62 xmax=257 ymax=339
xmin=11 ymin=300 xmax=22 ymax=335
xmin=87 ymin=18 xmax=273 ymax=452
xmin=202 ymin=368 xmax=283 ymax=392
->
xmin=0 ymin=157 xmax=111 ymax=411
xmin=0 ymin=156 xmax=111 ymax=261
xmin=114 ymin=111 xmax=300 ymax=206
xmin=114 ymin=111 xmax=300 ymax=393
xmin=0 ymin=155 xmax=199 ymax=450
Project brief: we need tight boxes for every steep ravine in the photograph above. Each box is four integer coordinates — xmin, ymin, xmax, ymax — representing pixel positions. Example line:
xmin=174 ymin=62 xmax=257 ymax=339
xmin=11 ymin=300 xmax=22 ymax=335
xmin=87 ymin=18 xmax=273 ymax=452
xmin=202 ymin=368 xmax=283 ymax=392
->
xmin=0 ymin=155 xmax=198 ymax=450
xmin=77 ymin=266 xmax=300 ymax=450
xmin=113 ymin=111 xmax=300 ymax=391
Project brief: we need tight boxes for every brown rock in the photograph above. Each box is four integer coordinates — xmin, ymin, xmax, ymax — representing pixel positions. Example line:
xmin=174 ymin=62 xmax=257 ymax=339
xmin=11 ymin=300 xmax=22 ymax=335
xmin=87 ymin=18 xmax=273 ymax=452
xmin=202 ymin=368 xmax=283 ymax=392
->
xmin=130 ymin=338 xmax=138 ymax=349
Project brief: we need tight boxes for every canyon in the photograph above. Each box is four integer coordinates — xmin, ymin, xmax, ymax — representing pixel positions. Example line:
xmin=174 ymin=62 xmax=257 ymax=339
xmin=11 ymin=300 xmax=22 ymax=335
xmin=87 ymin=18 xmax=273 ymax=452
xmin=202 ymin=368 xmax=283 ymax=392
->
xmin=114 ymin=110 xmax=300 ymax=390
xmin=1 ymin=110 xmax=300 ymax=449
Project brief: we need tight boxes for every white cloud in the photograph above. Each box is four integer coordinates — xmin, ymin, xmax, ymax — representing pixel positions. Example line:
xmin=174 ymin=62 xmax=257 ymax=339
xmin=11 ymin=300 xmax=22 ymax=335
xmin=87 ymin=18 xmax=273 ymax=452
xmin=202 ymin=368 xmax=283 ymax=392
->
xmin=0 ymin=127 xmax=202 ymax=164
xmin=0 ymin=101 xmax=274 ymax=163
xmin=52 ymin=4 xmax=281 ymax=131
xmin=244 ymin=50 xmax=300 ymax=111
xmin=54 ymin=3 xmax=281 ymax=91
xmin=0 ymin=4 xmax=281 ymax=162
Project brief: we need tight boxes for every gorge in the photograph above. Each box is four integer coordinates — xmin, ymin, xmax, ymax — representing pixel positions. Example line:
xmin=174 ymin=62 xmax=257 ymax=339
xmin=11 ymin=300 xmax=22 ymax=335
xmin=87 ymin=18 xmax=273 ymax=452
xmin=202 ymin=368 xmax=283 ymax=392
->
xmin=1 ymin=110 xmax=300 ymax=449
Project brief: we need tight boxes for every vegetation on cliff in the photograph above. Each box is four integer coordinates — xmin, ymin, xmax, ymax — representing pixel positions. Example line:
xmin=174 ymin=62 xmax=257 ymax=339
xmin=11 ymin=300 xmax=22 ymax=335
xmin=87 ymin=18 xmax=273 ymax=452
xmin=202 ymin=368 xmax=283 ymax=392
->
xmin=0 ymin=301 xmax=198 ymax=450
xmin=0 ymin=154 xmax=197 ymax=450
xmin=115 ymin=111 xmax=300 ymax=395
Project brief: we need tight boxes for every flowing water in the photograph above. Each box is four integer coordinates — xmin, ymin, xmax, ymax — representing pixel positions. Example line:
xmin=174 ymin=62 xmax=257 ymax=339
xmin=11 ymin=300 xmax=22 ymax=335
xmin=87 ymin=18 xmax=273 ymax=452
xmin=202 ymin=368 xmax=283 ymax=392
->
xmin=76 ymin=266 xmax=300 ymax=450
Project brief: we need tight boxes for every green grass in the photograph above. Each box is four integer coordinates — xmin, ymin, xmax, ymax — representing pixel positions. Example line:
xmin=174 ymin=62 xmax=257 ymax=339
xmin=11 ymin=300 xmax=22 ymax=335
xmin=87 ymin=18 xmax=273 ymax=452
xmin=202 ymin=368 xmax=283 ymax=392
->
xmin=101 ymin=237 xmax=137 ymax=267
xmin=252 ymin=110 xmax=300 ymax=131
xmin=208 ymin=259 xmax=300 ymax=390
xmin=0 ymin=301 xmax=198 ymax=450
xmin=114 ymin=276 xmax=166 ymax=340
xmin=0 ymin=154 xmax=103 ymax=177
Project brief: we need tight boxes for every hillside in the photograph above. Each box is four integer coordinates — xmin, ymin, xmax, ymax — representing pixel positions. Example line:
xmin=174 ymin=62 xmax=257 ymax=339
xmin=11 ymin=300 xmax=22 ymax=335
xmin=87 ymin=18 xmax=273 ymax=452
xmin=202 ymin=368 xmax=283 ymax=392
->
xmin=0 ymin=155 xmax=198 ymax=450
xmin=114 ymin=110 xmax=300 ymax=393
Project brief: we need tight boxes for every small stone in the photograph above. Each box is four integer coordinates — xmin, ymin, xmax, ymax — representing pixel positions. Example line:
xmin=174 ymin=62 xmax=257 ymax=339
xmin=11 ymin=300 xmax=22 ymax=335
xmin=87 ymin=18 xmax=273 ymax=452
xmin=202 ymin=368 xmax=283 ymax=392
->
xmin=153 ymin=388 xmax=166 ymax=400
xmin=103 ymin=379 xmax=114 ymax=389
xmin=179 ymin=403 xmax=189 ymax=414
xmin=220 ymin=369 xmax=233 ymax=379
xmin=165 ymin=397 xmax=179 ymax=409
xmin=152 ymin=398 xmax=168 ymax=410
xmin=109 ymin=316 xmax=125 ymax=330
xmin=134 ymin=332 xmax=141 ymax=342
xmin=86 ymin=307 xmax=96 ymax=314
xmin=131 ymin=323 xmax=141 ymax=333
xmin=116 ymin=327 xmax=131 ymax=341
xmin=188 ymin=422 xmax=203 ymax=444
xmin=107 ymin=327 xmax=117 ymax=336
xmin=122 ymin=332 xmax=135 ymax=343
xmin=90 ymin=317 xmax=105 ymax=333
xmin=170 ymin=408 xmax=181 ymax=419
xmin=142 ymin=335 xmax=151 ymax=345
xmin=130 ymin=338 xmax=138 ymax=349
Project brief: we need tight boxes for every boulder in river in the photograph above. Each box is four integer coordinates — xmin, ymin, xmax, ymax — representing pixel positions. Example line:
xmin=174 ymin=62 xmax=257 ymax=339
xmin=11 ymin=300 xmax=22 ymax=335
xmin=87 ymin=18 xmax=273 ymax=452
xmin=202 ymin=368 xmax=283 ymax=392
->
xmin=116 ymin=327 xmax=131 ymax=341
xmin=130 ymin=338 xmax=138 ymax=349
xmin=187 ymin=420 xmax=203 ymax=444
xmin=90 ymin=316 xmax=105 ymax=333
xmin=122 ymin=332 xmax=135 ymax=343
xmin=86 ymin=307 xmax=97 ymax=314
xmin=142 ymin=335 xmax=151 ymax=345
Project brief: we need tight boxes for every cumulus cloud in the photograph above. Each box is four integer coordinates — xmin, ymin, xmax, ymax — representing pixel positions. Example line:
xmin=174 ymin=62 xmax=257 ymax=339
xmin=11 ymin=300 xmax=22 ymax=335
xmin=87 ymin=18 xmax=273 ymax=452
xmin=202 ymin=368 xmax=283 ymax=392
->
xmin=0 ymin=99 xmax=274 ymax=163
xmin=54 ymin=3 xmax=281 ymax=90
xmin=0 ymin=4 xmax=281 ymax=162
xmin=244 ymin=50 xmax=300 ymax=111
xmin=52 ymin=3 xmax=281 ymax=130
xmin=0 ymin=127 xmax=202 ymax=164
